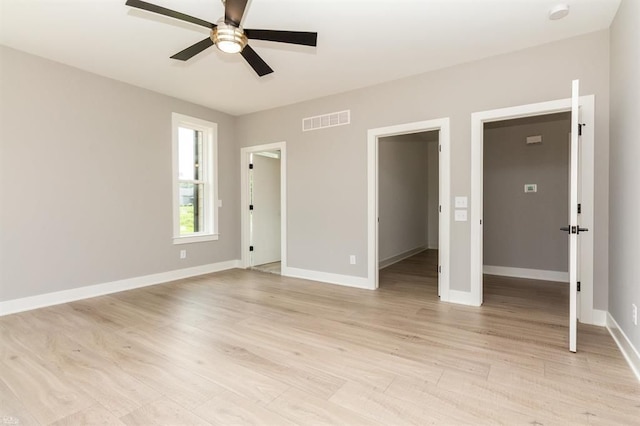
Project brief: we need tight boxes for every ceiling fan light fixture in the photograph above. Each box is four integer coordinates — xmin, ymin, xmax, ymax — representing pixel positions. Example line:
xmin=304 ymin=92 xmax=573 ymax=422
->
xmin=212 ymin=22 xmax=248 ymax=54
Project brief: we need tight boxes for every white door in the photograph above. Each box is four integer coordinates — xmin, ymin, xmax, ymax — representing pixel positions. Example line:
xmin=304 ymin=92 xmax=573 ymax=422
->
xmin=567 ymin=79 xmax=584 ymax=353
xmin=250 ymin=153 xmax=281 ymax=266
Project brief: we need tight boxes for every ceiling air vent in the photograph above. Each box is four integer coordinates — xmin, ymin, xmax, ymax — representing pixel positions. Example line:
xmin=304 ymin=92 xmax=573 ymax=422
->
xmin=302 ymin=110 xmax=350 ymax=132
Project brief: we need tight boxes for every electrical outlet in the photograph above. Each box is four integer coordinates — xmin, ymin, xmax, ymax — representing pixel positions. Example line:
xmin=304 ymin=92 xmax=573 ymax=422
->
xmin=633 ymin=304 xmax=638 ymax=326
xmin=180 ymin=249 xmax=187 ymax=259
xmin=350 ymin=255 xmax=356 ymax=265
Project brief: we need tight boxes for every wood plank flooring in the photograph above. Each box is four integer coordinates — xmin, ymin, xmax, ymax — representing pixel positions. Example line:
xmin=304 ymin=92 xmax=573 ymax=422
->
xmin=1 ymin=250 xmax=638 ymax=425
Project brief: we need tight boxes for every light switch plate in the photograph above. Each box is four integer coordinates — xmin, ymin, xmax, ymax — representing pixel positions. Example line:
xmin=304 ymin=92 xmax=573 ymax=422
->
xmin=455 ymin=196 xmax=468 ymax=208
xmin=455 ymin=209 xmax=468 ymax=222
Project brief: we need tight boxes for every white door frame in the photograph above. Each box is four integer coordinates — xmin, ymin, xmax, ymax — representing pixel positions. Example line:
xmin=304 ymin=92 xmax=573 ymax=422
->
xmin=367 ymin=118 xmax=451 ymax=298
xmin=241 ymin=142 xmax=287 ymax=271
xmin=470 ymin=96 xmax=595 ymax=324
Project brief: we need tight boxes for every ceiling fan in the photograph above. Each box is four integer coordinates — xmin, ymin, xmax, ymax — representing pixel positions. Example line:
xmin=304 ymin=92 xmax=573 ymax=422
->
xmin=125 ymin=0 xmax=318 ymax=77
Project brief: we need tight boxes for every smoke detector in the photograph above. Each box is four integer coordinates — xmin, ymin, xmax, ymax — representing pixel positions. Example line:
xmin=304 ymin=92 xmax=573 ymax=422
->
xmin=549 ymin=4 xmax=570 ymax=20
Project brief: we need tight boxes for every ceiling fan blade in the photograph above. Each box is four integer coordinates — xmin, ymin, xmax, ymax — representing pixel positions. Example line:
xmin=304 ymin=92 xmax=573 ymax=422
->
xmin=224 ymin=0 xmax=248 ymax=26
xmin=244 ymin=29 xmax=317 ymax=46
xmin=170 ymin=37 xmax=214 ymax=61
xmin=240 ymin=45 xmax=273 ymax=77
xmin=125 ymin=0 xmax=215 ymax=29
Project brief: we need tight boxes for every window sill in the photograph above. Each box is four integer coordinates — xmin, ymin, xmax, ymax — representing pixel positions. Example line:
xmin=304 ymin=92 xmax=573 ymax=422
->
xmin=173 ymin=234 xmax=219 ymax=245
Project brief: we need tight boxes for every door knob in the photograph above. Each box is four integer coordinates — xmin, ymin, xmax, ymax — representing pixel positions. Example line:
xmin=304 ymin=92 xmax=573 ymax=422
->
xmin=560 ymin=226 xmax=589 ymax=234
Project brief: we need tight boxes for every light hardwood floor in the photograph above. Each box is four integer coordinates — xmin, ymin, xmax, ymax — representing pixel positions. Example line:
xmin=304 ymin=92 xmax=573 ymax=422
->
xmin=1 ymin=250 xmax=639 ymax=425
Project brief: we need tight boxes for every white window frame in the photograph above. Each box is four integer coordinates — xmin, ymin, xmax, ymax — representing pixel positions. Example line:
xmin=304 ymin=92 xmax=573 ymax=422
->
xmin=172 ymin=113 xmax=219 ymax=244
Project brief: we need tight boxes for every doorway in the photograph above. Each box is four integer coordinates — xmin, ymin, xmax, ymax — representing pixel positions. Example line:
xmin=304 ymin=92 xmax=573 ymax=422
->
xmin=378 ymin=131 xmax=439 ymax=285
xmin=470 ymin=95 xmax=596 ymax=323
xmin=482 ymin=112 xmax=570 ymax=283
xmin=241 ymin=142 xmax=287 ymax=273
xmin=367 ymin=118 xmax=450 ymax=298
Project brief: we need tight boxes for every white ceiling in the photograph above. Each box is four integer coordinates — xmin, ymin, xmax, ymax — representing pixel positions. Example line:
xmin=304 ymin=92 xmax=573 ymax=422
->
xmin=0 ymin=0 xmax=620 ymax=116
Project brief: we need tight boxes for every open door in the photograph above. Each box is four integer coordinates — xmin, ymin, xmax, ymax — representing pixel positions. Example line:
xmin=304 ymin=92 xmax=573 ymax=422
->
xmin=566 ymin=79 xmax=587 ymax=352
xmin=250 ymin=152 xmax=282 ymax=267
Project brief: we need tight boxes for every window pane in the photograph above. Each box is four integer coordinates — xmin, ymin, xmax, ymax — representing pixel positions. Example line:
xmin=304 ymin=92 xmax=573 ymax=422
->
xmin=179 ymin=183 xmax=205 ymax=235
xmin=178 ymin=127 xmax=203 ymax=180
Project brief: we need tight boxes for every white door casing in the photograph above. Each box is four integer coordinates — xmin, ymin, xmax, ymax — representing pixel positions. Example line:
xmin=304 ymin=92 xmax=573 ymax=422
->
xmin=251 ymin=153 xmax=282 ymax=266
xmin=367 ymin=118 xmax=450 ymax=296
xmin=470 ymin=88 xmax=596 ymax=330
xmin=241 ymin=142 xmax=287 ymax=271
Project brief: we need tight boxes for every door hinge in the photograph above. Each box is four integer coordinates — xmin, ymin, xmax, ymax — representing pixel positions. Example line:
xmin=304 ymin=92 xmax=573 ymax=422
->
xmin=577 ymin=203 xmax=581 ymax=214
xmin=438 ymin=265 xmax=441 ymax=273
xmin=439 ymin=144 xmax=442 ymax=152
xmin=577 ymin=281 xmax=581 ymax=292
xmin=439 ymin=205 xmax=441 ymax=213
xmin=578 ymin=123 xmax=586 ymax=136
xmin=249 ymin=163 xmax=254 ymax=169
xmin=249 ymin=204 xmax=254 ymax=210
xmin=249 ymin=246 xmax=254 ymax=252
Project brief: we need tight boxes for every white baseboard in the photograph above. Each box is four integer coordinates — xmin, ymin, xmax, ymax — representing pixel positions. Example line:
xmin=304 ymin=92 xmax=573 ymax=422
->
xmin=444 ymin=289 xmax=480 ymax=306
xmin=379 ymin=246 xmax=426 ymax=269
xmin=483 ymin=265 xmax=568 ymax=283
xmin=590 ymin=309 xmax=607 ymax=326
xmin=0 ymin=260 xmax=241 ymax=316
xmin=606 ymin=312 xmax=640 ymax=382
xmin=427 ymin=244 xmax=438 ymax=250
xmin=283 ymin=267 xmax=373 ymax=290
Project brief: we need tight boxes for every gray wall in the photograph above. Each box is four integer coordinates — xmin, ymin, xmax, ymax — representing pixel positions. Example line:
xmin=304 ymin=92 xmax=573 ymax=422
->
xmin=483 ymin=114 xmax=570 ymax=272
xmin=609 ymin=0 xmax=639 ymax=348
xmin=0 ymin=29 xmax=613 ymax=316
xmin=0 ymin=46 xmax=239 ymax=301
xmin=236 ymin=30 xmax=610 ymax=311
xmin=378 ymin=136 xmax=429 ymax=262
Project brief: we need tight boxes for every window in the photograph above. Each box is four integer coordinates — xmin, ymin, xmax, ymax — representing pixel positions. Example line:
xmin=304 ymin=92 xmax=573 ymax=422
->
xmin=172 ymin=113 xmax=218 ymax=244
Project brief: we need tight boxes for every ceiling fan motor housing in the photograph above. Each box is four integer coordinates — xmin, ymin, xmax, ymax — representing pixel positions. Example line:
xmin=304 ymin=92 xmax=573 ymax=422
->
xmin=212 ymin=22 xmax=248 ymax=53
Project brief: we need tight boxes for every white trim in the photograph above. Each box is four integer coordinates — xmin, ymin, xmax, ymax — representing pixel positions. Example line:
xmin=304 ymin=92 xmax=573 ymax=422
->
xmin=240 ymin=142 xmax=287 ymax=271
xmin=606 ymin=312 xmax=640 ymax=382
xmin=173 ymin=234 xmax=219 ymax=244
xmin=171 ymin=113 xmax=219 ymax=244
xmin=283 ymin=267 xmax=372 ymax=290
xmin=470 ymin=95 xmax=595 ymax=319
xmin=0 ymin=260 xmax=241 ymax=316
xmin=446 ymin=290 xmax=477 ymax=306
xmin=367 ymin=118 xmax=450 ymax=300
xmin=379 ymin=247 xmax=427 ymax=270
xmin=483 ymin=265 xmax=568 ymax=283
xmin=591 ymin=309 xmax=607 ymax=327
